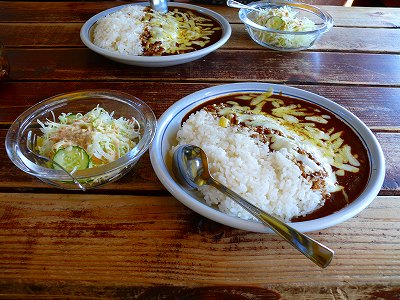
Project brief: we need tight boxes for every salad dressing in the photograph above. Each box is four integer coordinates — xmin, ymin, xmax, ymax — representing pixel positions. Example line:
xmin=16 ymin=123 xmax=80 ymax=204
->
xmin=36 ymin=105 xmax=141 ymax=172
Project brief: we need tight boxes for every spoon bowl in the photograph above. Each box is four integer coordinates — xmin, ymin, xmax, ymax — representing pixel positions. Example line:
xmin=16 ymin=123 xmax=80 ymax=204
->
xmin=172 ymin=144 xmax=334 ymax=268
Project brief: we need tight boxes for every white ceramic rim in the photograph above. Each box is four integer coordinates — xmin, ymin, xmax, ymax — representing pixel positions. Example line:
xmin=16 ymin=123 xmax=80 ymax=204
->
xmin=150 ymin=82 xmax=386 ymax=233
xmin=80 ymin=2 xmax=232 ymax=66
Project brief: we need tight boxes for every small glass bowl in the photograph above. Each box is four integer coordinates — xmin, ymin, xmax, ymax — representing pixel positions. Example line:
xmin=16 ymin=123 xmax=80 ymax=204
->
xmin=239 ymin=1 xmax=333 ymax=51
xmin=5 ymin=90 xmax=157 ymax=190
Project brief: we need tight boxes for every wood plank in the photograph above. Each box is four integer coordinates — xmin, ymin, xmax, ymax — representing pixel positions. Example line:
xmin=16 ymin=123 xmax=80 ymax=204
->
xmin=0 ymin=2 xmax=399 ymax=296
xmin=314 ymin=26 xmax=400 ymax=53
xmin=0 ymin=193 xmax=399 ymax=287
xmin=1 ymin=83 xmax=400 ymax=129
xmin=376 ymin=132 xmax=400 ymax=193
xmin=1 ymin=2 xmax=400 ymax=28
xmin=0 ymin=130 xmax=398 ymax=194
xmin=0 ymin=281 xmax=399 ymax=299
xmin=231 ymin=25 xmax=400 ymax=53
xmin=5 ymin=49 xmax=400 ymax=86
xmin=2 ymin=23 xmax=400 ymax=53
xmin=0 ymin=1 xmax=127 ymax=23
xmin=323 ymin=5 xmax=400 ymax=27
xmin=0 ymin=23 xmax=83 ymax=48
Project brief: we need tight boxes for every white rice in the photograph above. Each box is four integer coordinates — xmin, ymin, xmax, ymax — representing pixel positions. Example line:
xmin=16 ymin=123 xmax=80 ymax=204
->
xmin=174 ymin=110 xmax=324 ymax=222
xmin=92 ymin=6 xmax=146 ymax=56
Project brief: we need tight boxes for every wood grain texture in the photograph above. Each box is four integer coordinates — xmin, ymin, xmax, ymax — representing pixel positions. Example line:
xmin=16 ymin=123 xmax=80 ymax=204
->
xmin=0 ymin=130 xmax=398 ymax=194
xmin=1 ymin=2 xmax=400 ymax=28
xmin=0 ymin=282 xmax=399 ymax=299
xmin=376 ymin=133 xmax=400 ymax=192
xmin=0 ymin=194 xmax=399 ymax=287
xmin=1 ymin=82 xmax=400 ymax=128
xmin=0 ymin=2 xmax=399 ymax=297
xmin=4 ymin=49 xmax=400 ymax=86
xmin=2 ymin=23 xmax=400 ymax=53
xmin=230 ymin=25 xmax=400 ymax=53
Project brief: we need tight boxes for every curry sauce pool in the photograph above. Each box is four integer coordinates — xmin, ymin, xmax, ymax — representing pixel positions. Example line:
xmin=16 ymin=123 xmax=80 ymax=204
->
xmin=92 ymin=5 xmax=223 ymax=56
xmin=174 ymin=90 xmax=369 ymax=222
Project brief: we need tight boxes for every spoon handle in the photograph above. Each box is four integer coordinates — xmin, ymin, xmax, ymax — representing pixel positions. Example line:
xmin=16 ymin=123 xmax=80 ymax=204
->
xmin=226 ymin=0 xmax=260 ymax=12
xmin=26 ymin=130 xmax=86 ymax=191
xmin=210 ymin=179 xmax=334 ymax=268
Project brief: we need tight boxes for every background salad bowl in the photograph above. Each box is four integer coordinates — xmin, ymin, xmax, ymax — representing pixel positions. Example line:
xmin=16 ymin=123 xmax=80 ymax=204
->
xmin=5 ymin=90 xmax=156 ymax=190
xmin=238 ymin=1 xmax=333 ymax=51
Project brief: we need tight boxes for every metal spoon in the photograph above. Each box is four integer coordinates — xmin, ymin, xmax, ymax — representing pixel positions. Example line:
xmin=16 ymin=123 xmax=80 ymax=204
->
xmin=149 ymin=0 xmax=168 ymax=13
xmin=226 ymin=0 xmax=263 ymax=12
xmin=172 ymin=144 xmax=334 ymax=268
xmin=26 ymin=130 xmax=86 ymax=191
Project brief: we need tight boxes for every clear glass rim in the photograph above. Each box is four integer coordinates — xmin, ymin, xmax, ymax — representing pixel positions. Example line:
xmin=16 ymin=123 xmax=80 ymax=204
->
xmin=239 ymin=1 xmax=334 ymax=35
xmin=5 ymin=90 xmax=157 ymax=181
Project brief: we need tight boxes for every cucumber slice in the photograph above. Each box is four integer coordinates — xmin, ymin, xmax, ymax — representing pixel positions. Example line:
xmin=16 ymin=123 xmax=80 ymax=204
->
xmin=65 ymin=114 xmax=78 ymax=124
xmin=53 ymin=146 xmax=90 ymax=172
xmin=265 ymin=16 xmax=284 ymax=30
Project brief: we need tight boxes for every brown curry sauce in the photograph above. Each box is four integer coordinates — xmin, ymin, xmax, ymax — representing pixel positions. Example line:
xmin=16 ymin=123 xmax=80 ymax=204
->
xmin=91 ymin=7 xmax=223 ymax=56
xmin=184 ymin=92 xmax=370 ymax=222
xmin=159 ymin=8 xmax=223 ymax=55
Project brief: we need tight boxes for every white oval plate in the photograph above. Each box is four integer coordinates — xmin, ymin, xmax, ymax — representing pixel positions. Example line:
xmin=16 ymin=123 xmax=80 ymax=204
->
xmin=150 ymin=82 xmax=385 ymax=233
xmin=80 ymin=3 xmax=231 ymax=67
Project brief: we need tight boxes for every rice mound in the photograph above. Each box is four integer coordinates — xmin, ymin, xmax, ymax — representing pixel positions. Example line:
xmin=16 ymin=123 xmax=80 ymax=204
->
xmin=92 ymin=5 xmax=221 ymax=56
xmin=92 ymin=6 xmax=146 ymax=56
xmin=174 ymin=110 xmax=323 ymax=222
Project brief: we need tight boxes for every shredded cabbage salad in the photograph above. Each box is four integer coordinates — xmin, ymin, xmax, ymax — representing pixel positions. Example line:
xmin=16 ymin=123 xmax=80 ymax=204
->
xmin=253 ymin=5 xmax=317 ymax=49
xmin=36 ymin=105 xmax=141 ymax=170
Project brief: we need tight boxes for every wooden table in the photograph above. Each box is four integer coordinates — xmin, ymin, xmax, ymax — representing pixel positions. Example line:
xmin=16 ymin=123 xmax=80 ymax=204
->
xmin=1 ymin=1 xmax=400 ymax=298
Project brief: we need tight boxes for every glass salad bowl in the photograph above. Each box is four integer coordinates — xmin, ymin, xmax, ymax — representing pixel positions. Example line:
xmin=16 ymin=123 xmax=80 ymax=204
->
xmin=238 ymin=1 xmax=333 ymax=51
xmin=5 ymin=90 xmax=156 ymax=190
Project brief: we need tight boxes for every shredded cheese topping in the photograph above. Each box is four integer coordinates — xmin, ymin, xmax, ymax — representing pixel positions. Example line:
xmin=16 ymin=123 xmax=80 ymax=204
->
xmin=92 ymin=5 xmax=221 ymax=56
xmin=206 ymin=90 xmax=363 ymax=199
xmin=149 ymin=9 xmax=220 ymax=54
